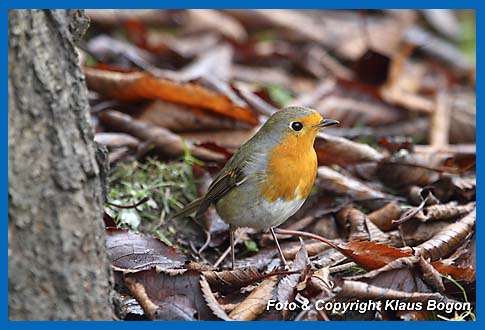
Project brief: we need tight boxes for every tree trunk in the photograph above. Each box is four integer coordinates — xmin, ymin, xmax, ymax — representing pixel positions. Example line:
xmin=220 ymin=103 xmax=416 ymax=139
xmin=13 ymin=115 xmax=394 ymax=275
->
xmin=8 ymin=10 xmax=113 ymax=320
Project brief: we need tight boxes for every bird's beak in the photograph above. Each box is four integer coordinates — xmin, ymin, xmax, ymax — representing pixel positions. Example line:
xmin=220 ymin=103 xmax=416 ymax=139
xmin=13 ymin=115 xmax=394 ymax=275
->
xmin=314 ymin=119 xmax=340 ymax=128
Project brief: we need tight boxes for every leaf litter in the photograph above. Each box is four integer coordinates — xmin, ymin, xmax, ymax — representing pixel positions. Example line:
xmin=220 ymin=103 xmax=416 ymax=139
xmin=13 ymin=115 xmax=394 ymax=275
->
xmin=82 ymin=9 xmax=475 ymax=321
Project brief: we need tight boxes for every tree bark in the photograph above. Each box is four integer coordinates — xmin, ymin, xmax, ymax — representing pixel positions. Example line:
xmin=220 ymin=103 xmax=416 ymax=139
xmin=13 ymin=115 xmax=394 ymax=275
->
xmin=8 ymin=10 xmax=113 ymax=320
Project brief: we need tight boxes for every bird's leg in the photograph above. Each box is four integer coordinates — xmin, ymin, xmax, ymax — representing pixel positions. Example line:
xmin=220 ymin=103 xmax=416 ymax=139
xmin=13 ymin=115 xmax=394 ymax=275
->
xmin=230 ymin=226 xmax=236 ymax=270
xmin=270 ymin=227 xmax=288 ymax=268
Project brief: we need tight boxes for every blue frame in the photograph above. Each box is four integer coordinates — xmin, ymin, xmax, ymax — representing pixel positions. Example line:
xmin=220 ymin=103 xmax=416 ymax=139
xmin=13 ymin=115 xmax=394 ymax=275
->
xmin=3 ymin=1 xmax=480 ymax=328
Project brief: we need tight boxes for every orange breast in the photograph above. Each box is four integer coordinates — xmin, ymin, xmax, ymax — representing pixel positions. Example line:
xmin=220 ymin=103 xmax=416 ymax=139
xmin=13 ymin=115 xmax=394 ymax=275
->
xmin=260 ymin=134 xmax=318 ymax=202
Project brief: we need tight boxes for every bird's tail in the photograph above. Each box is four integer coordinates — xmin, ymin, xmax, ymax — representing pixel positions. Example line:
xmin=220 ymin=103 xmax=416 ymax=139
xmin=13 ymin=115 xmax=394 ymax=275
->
xmin=169 ymin=197 xmax=203 ymax=219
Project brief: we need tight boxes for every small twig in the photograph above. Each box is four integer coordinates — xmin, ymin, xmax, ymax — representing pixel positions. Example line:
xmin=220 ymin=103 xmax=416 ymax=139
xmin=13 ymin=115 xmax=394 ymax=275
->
xmin=392 ymin=193 xmax=429 ymax=225
xmin=106 ymin=196 xmax=150 ymax=209
xmin=273 ymin=228 xmax=341 ymax=251
xmin=198 ymin=230 xmax=212 ymax=256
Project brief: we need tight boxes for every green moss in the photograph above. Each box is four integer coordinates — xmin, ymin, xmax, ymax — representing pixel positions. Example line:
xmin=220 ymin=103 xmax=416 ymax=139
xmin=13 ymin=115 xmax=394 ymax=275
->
xmin=106 ymin=157 xmax=198 ymax=233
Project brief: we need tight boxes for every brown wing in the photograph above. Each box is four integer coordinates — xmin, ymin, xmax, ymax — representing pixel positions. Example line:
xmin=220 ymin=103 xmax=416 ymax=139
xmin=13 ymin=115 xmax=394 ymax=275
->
xmin=195 ymin=166 xmax=246 ymax=218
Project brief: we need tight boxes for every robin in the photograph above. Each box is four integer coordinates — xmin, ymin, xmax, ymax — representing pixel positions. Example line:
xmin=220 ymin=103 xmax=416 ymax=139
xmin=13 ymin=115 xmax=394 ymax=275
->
xmin=172 ymin=106 xmax=339 ymax=268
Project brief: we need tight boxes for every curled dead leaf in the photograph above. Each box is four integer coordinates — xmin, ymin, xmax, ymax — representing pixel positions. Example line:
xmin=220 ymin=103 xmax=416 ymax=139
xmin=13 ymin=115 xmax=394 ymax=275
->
xmin=315 ymin=132 xmax=384 ymax=166
xmin=203 ymin=267 xmax=290 ymax=292
xmin=414 ymin=209 xmax=476 ymax=261
xmin=228 ymin=276 xmax=278 ymax=321
xmin=336 ymin=207 xmax=369 ymax=241
xmin=199 ymin=275 xmax=233 ymax=320
xmin=368 ymin=202 xmax=402 ymax=231
xmin=316 ymin=166 xmax=387 ymax=202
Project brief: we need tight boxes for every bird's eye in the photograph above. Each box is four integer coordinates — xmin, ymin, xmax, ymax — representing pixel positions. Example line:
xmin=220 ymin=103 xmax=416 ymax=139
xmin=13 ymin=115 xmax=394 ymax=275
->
xmin=290 ymin=121 xmax=303 ymax=131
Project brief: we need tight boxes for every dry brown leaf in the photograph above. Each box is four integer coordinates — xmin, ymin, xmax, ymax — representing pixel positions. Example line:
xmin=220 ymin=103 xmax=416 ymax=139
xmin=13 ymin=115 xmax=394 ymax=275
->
xmin=365 ymin=217 xmax=391 ymax=243
xmin=418 ymin=257 xmax=446 ymax=292
xmin=316 ymin=166 xmax=387 ymax=202
xmin=134 ymin=100 xmax=248 ymax=132
xmin=199 ymin=275 xmax=233 ymax=321
xmin=415 ymin=202 xmax=476 ymax=223
xmin=315 ymin=132 xmax=384 ymax=166
xmin=317 ymin=94 xmax=404 ymax=127
xmin=124 ymin=268 xmax=215 ymax=320
xmin=336 ymin=207 xmax=369 ymax=241
xmin=203 ymin=267 xmax=289 ymax=292
xmin=283 ymin=241 xmax=333 ymax=260
xmin=234 ymin=81 xmax=279 ymax=117
xmin=228 ymin=276 xmax=277 ymax=321
xmin=124 ymin=277 xmax=160 ymax=320
xmin=106 ymin=228 xmax=187 ymax=271
xmin=181 ymin=128 xmax=256 ymax=152
xmin=84 ymin=67 xmax=259 ymax=125
xmin=376 ymin=151 xmax=443 ymax=188
xmin=339 ymin=241 xmax=412 ymax=271
xmin=276 ymin=241 xmax=310 ymax=319
xmin=344 ymin=256 xmax=434 ymax=294
xmin=98 ymin=110 xmax=225 ymax=161
xmin=368 ymin=202 xmax=402 ymax=231
xmin=401 ymin=219 xmax=456 ymax=247
xmin=335 ymin=280 xmax=458 ymax=305
xmin=306 ymin=267 xmax=334 ymax=298
xmin=414 ymin=209 xmax=476 ymax=261
xmin=233 ymin=64 xmax=293 ymax=89
xmin=273 ymin=228 xmax=410 ymax=272
xmin=431 ymin=260 xmax=475 ymax=283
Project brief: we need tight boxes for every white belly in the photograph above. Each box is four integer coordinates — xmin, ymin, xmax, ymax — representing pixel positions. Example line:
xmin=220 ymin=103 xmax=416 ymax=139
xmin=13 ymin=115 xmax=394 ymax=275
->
xmin=216 ymin=192 xmax=305 ymax=231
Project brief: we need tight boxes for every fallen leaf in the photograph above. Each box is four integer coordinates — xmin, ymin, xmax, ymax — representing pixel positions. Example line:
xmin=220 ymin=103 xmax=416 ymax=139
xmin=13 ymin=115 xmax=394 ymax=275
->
xmin=84 ymin=66 xmax=259 ymax=125
xmin=316 ymin=166 xmax=387 ymax=202
xmin=367 ymin=202 xmax=402 ymax=231
xmin=335 ymin=280 xmax=460 ymax=306
xmin=338 ymin=241 xmax=412 ymax=270
xmin=306 ymin=267 xmax=334 ymax=298
xmin=203 ymin=267 xmax=290 ymax=292
xmin=199 ymin=275 xmax=233 ymax=320
xmin=431 ymin=260 xmax=475 ymax=283
xmin=376 ymin=151 xmax=443 ymax=188
xmin=125 ymin=268 xmax=216 ymax=320
xmin=315 ymin=132 xmax=384 ymax=166
xmin=414 ymin=202 xmax=475 ymax=222
xmin=98 ymin=110 xmax=225 ymax=161
xmin=228 ymin=276 xmax=278 ymax=321
xmin=336 ymin=207 xmax=369 ymax=241
xmin=134 ymin=100 xmax=249 ymax=132
xmin=276 ymin=241 xmax=310 ymax=319
xmin=414 ymin=209 xmax=476 ymax=261
xmin=344 ymin=256 xmax=434 ymax=293
xmin=106 ymin=228 xmax=187 ymax=271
